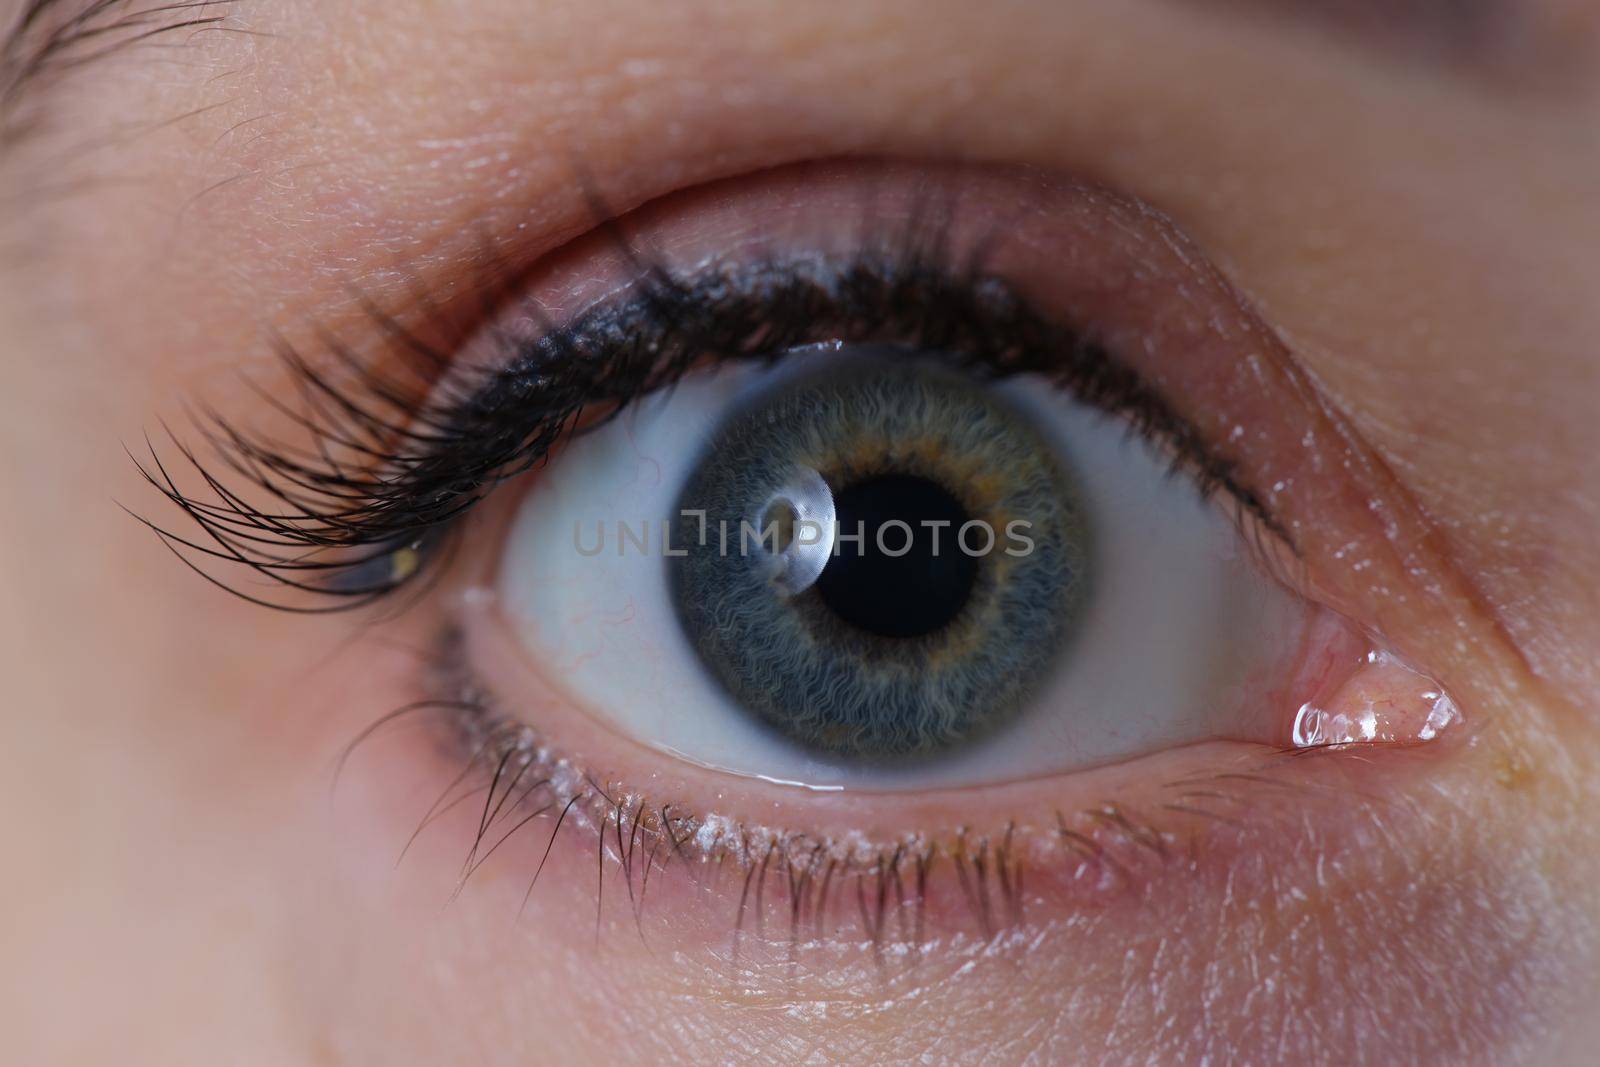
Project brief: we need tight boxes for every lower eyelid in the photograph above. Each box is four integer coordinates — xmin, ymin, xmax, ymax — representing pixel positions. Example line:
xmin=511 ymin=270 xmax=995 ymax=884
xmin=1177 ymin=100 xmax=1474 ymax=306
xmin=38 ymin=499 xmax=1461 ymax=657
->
xmin=322 ymin=592 xmax=1569 ymax=1067
xmin=349 ymin=581 xmax=1466 ymax=945
xmin=377 ymin=748 xmax=1578 ymax=1067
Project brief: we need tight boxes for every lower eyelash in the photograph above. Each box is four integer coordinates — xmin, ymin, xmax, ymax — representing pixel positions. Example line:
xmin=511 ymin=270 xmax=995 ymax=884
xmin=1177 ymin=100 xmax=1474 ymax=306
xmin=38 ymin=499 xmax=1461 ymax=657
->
xmin=347 ymin=622 xmax=1380 ymax=961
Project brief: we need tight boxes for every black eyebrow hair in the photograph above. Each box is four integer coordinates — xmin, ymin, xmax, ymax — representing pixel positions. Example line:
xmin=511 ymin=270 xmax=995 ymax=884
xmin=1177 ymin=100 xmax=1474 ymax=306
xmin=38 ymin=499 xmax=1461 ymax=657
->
xmin=0 ymin=0 xmax=242 ymax=148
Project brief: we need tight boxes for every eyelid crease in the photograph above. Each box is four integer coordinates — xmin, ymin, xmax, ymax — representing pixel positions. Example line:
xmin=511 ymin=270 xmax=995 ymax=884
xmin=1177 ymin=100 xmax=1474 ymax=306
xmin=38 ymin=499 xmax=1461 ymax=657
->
xmin=132 ymin=202 xmax=1296 ymax=614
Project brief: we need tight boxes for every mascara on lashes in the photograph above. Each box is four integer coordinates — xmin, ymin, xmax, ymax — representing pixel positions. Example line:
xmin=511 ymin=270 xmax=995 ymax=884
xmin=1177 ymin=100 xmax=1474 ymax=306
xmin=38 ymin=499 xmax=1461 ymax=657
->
xmin=133 ymin=235 xmax=1292 ymax=614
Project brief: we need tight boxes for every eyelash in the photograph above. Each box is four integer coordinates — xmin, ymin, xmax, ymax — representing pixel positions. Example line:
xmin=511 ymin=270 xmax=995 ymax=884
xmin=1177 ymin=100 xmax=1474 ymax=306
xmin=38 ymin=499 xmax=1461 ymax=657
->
xmin=142 ymin=200 xmax=1340 ymax=954
xmin=363 ymin=621 xmax=1356 ymax=955
xmin=132 ymin=212 xmax=1291 ymax=615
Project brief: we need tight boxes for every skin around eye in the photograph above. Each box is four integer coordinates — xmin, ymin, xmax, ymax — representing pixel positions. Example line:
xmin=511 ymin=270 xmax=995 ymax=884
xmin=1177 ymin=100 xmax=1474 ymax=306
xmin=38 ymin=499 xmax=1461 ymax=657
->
xmin=7 ymin=0 xmax=1600 ymax=1061
xmin=94 ymin=148 xmax=1552 ymax=1067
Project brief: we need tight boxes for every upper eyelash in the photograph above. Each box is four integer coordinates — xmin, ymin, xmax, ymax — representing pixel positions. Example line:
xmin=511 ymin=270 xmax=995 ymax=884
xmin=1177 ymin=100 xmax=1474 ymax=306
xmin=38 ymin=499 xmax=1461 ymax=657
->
xmin=131 ymin=218 xmax=1290 ymax=612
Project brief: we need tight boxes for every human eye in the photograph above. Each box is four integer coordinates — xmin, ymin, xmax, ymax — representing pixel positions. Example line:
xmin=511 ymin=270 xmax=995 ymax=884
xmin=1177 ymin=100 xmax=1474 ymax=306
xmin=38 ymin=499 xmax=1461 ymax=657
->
xmin=143 ymin=160 xmax=1468 ymax=949
xmin=15 ymin=0 xmax=1597 ymax=1057
xmin=479 ymin=197 xmax=1449 ymax=788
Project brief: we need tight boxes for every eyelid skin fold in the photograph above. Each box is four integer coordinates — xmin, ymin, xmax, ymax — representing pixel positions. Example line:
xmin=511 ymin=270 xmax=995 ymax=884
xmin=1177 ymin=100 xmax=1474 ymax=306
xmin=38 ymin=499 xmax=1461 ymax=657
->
xmin=138 ymin=163 xmax=1304 ymax=612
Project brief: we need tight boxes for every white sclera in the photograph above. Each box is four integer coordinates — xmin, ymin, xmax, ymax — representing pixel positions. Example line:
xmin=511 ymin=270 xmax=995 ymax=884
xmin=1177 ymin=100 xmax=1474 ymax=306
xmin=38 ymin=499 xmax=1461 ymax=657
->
xmin=497 ymin=359 xmax=1306 ymax=789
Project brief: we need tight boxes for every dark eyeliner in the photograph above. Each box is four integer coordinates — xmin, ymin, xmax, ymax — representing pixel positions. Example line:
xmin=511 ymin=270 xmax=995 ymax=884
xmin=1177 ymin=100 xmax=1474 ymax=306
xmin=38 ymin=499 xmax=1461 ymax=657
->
xmin=134 ymin=221 xmax=1289 ymax=611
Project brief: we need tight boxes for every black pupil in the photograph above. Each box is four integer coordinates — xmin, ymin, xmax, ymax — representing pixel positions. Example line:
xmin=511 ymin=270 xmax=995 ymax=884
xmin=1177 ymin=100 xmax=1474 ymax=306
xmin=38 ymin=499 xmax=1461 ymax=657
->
xmin=814 ymin=473 xmax=978 ymax=638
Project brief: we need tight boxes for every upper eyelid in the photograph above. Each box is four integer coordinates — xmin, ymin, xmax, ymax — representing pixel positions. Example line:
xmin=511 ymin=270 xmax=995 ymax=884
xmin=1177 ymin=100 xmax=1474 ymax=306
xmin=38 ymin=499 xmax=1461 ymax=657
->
xmin=130 ymin=213 xmax=1297 ymax=613
xmin=129 ymin=156 xmax=1513 ymax=714
xmin=469 ymin=251 xmax=1293 ymax=541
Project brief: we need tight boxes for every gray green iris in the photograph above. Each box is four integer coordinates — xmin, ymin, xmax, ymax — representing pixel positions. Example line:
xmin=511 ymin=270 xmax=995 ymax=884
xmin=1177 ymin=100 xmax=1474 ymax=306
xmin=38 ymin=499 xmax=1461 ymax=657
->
xmin=669 ymin=353 xmax=1089 ymax=761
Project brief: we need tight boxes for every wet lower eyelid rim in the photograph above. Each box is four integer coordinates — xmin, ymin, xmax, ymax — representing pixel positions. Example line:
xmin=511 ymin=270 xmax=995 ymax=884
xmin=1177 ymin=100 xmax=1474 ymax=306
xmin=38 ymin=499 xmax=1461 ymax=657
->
xmin=353 ymin=611 xmax=1467 ymax=950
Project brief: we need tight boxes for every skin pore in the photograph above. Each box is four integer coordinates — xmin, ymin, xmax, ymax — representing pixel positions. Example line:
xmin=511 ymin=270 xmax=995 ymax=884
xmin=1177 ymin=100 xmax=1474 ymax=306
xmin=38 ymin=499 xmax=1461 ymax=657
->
xmin=1 ymin=1 xmax=1598 ymax=1064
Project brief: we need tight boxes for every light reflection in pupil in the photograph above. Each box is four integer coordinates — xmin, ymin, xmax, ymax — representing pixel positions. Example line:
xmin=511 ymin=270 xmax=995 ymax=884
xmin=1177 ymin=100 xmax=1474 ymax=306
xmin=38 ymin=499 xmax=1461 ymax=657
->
xmin=813 ymin=473 xmax=977 ymax=639
xmin=754 ymin=464 xmax=837 ymax=597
